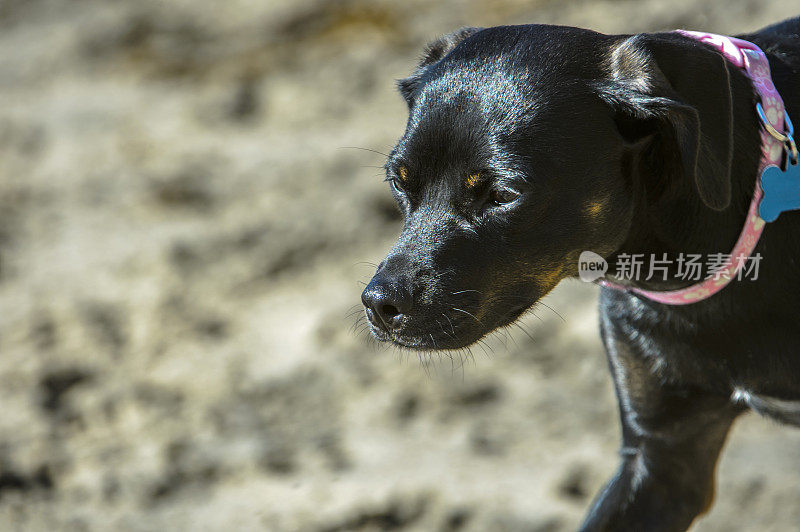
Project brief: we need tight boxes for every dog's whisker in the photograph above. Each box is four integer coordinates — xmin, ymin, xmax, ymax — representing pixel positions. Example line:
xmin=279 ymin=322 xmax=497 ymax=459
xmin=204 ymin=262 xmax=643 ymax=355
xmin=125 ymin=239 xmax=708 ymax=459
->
xmin=443 ymin=314 xmax=457 ymax=337
xmin=451 ymin=307 xmax=484 ymax=326
xmin=348 ymin=318 xmax=364 ymax=335
xmin=338 ymin=146 xmax=391 ymax=158
xmin=536 ymin=300 xmax=566 ymax=322
xmin=348 ymin=318 xmax=362 ymax=333
xmin=436 ymin=317 xmax=457 ymax=343
xmin=345 ymin=306 xmax=365 ymax=319
xmin=513 ymin=322 xmax=536 ymax=344
xmin=453 ymin=349 xmax=466 ymax=376
xmin=345 ymin=312 xmax=364 ymax=324
xmin=478 ymin=338 xmax=495 ymax=357
xmin=353 ymin=323 xmax=370 ymax=337
xmin=474 ymin=338 xmax=490 ymax=359
xmin=527 ymin=310 xmax=545 ymax=324
xmin=420 ymin=353 xmax=433 ymax=379
xmin=504 ymin=325 xmax=519 ymax=349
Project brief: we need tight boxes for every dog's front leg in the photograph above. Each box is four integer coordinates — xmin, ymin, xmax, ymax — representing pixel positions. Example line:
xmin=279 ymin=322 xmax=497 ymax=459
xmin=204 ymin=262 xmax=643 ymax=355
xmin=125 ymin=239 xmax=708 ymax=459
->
xmin=580 ymin=314 xmax=742 ymax=532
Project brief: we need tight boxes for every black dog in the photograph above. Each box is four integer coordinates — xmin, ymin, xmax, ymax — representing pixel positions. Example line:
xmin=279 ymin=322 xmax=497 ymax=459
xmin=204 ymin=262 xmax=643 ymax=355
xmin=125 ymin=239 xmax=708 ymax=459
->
xmin=361 ymin=17 xmax=800 ymax=531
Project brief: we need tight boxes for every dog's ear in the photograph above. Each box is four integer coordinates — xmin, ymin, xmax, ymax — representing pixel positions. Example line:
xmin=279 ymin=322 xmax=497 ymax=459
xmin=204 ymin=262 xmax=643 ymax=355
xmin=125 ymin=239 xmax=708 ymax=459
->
xmin=599 ymin=33 xmax=734 ymax=210
xmin=398 ymin=27 xmax=483 ymax=107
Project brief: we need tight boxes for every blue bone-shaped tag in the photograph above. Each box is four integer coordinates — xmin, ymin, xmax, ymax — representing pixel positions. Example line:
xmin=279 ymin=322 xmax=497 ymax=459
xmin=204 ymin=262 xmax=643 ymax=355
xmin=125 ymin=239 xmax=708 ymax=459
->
xmin=759 ymin=162 xmax=800 ymax=222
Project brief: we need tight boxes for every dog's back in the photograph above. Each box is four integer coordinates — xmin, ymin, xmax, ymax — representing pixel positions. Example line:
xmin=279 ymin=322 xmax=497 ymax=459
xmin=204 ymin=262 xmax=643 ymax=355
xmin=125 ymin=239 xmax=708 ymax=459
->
xmin=757 ymin=14 xmax=800 ymax=41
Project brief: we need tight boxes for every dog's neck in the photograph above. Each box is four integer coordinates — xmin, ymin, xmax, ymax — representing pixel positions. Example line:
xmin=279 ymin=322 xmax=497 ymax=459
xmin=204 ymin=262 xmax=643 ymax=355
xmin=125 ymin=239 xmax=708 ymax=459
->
xmin=606 ymin=57 xmax=764 ymax=288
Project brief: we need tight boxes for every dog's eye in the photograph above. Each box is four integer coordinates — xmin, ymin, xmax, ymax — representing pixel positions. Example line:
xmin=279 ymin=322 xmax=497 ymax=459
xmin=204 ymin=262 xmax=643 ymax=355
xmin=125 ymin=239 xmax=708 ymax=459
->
xmin=489 ymin=188 xmax=519 ymax=206
xmin=389 ymin=178 xmax=405 ymax=193
xmin=388 ymin=166 xmax=408 ymax=194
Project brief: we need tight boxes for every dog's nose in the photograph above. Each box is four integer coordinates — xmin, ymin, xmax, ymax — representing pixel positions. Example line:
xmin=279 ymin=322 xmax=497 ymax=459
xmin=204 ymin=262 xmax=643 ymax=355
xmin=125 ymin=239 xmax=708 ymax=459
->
xmin=361 ymin=275 xmax=413 ymax=331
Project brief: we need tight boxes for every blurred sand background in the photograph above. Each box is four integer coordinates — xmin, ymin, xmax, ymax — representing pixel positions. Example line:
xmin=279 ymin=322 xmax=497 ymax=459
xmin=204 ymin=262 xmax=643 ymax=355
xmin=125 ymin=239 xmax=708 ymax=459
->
xmin=1 ymin=0 xmax=799 ymax=530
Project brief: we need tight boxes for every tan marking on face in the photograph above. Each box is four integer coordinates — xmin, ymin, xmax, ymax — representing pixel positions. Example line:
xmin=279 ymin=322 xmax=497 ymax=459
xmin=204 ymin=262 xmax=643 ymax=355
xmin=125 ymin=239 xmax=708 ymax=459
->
xmin=585 ymin=198 xmax=608 ymax=218
xmin=398 ymin=166 xmax=408 ymax=181
xmin=465 ymin=173 xmax=480 ymax=188
xmin=519 ymin=263 xmax=567 ymax=300
xmin=537 ymin=265 xmax=564 ymax=291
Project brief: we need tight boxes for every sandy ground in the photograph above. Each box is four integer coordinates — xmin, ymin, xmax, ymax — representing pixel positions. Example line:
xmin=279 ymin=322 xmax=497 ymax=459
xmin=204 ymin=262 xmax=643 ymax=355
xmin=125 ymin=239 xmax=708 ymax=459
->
xmin=1 ymin=0 xmax=799 ymax=530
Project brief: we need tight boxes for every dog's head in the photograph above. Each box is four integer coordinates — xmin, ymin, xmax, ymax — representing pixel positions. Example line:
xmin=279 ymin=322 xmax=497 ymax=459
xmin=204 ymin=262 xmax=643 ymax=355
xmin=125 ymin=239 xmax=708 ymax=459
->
xmin=362 ymin=25 xmax=736 ymax=349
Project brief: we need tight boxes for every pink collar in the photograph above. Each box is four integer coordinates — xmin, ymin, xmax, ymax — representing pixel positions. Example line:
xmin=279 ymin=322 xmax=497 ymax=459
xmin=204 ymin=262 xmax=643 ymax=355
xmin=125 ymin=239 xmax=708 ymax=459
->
xmin=598 ymin=30 xmax=790 ymax=305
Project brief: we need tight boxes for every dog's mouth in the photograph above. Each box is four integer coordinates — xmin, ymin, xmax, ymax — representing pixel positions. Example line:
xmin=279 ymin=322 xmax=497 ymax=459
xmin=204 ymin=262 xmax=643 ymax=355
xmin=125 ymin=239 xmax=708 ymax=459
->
xmin=369 ymin=326 xmax=434 ymax=350
xmin=365 ymin=316 xmax=455 ymax=351
xmin=364 ymin=302 xmax=530 ymax=351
